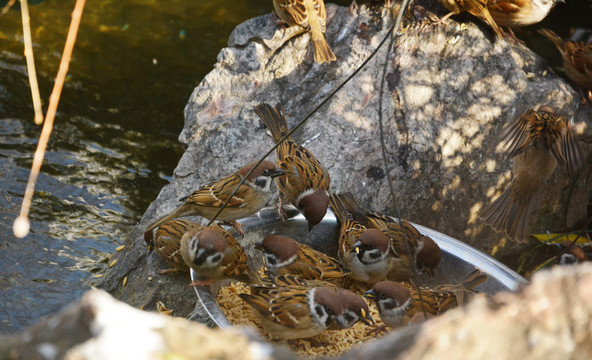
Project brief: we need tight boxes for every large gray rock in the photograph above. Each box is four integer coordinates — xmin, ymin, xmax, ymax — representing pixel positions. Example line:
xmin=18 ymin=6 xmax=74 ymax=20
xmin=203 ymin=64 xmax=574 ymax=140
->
xmin=101 ymin=1 xmax=591 ymax=321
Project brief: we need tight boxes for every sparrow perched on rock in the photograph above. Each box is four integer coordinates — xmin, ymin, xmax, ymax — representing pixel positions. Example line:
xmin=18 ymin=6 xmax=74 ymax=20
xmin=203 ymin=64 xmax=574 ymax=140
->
xmin=538 ymin=28 xmax=592 ymax=101
xmin=254 ymin=103 xmax=331 ymax=230
xmin=338 ymin=192 xmax=442 ymax=278
xmin=256 ymin=235 xmax=350 ymax=282
xmin=330 ymin=193 xmax=395 ymax=283
xmin=365 ymin=269 xmax=487 ymax=328
xmin=273 ymin=0 xmax=336 ymax=64
xmin=239 ymin=284 xmax=343 ymax=339
xmin=479 ymin=106 xmax=583 ymax=243
xmin=147 ymin=219 xmax=198 ymax=274
xmin=487 ymin=0 xmax=560 ymax=27
xmin=436 ymin=0 xmax=503 ymax=39
xmin=180 ymin=224 xmax=257 ymax=285
xmin=144 ymin=160 xmax=285 ymax=241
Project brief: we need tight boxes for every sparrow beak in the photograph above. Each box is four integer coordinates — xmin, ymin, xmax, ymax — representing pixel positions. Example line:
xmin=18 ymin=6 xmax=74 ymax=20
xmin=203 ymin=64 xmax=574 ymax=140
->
xmin=360 ymin=308 xmax=375 ymax=326
xmin=269 ymin=169 xmax=286 ymax=178
xmin=363 ymin=289 xmax=375 ymax=300
xmin=353 ymin=241 xmax=362 ymax=255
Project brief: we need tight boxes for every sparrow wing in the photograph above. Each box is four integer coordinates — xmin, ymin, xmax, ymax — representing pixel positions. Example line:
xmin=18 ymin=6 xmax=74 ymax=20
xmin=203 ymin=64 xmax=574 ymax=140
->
xmin=487 ymin=0 xmax=521 ymax=13
xmin=312 ymin=0 xmax=327 ymax=32
xmin=499 ymin=108 xmax=537 ymax=159
xmin=154 ymin=219 xmax=198 ymax=269
xmin=215 ymin=226 xmax=249 ymax=280
xmin=280 ymin=143 xmax=330 ymax=190
xmin=297 ymin=245 xmax=349 ymax=280
xmin=274 ymin=0 xmax=310 ymax=29
xmin=245 ymin=287 xmax=310 ymax=327
xmin=566 ymin=41 xmax=592 ymax=75
xmin=411 ymin=288 xmax=458 ymax=315
xmin=181 ymin=172 xmax=252 ymax=209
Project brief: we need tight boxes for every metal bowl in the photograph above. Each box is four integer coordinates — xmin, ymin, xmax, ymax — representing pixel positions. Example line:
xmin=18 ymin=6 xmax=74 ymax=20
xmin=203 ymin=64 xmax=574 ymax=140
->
xmin=192 ymin=206 xmax=526 ymax=329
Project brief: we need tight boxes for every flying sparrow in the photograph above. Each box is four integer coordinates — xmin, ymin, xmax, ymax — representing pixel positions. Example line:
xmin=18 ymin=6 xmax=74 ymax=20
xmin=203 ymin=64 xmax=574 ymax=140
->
xmin=144 ymin=160 xmax=285 ymax=241
xmin=337 ymin=192 xmax=442 ymax=278
xmin=487 ymin=0 xmax=560 ymax=27
xmin=180 ymin=223 xmax=257 ymax=285
xmin=254 ymin=103 xmax=331 ymax=230
xmin=239 ymin=284 xmax=343 ymax=339
xmin=436 ymin=0 xmax=503 ymax=39
xmin=365 ymin=269 xmax=487 ymax=328
xmin=273 ymin=0 xmax=337 ymax=64
xmin=329 ymin=193 xmax=395 ymax=283
xmin=479 ymin=106 xmax=583 ymax=242
xmin=148 ymin=218 xmax=198 ymax=274
xmin=256 ymin=235 xmax=350 ymax=282
xmin=332 ymin=288 xmax=375 ymax=329
xmin=538 ymin=28 xmax=592 ymax=101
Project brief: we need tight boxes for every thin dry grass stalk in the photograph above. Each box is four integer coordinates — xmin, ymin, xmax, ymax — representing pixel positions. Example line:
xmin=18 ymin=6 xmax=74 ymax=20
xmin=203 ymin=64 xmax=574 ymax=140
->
xmin=0 ymin=0 xmax=16 ymax=18
xmin=20 ymin=0 xmax=44 ymax=125
xmin=13 ymin=0 xmax=87 ymax=238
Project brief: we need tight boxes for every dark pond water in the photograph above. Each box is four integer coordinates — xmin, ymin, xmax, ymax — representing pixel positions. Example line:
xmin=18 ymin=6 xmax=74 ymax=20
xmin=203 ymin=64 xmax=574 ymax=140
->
xmin=0 ymin=0 xmax=589 ymax=335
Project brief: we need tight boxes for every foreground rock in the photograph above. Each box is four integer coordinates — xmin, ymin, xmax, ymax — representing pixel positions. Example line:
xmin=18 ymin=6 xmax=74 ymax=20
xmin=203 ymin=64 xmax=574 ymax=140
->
xmin=101 ymin=1 xmax=591 ymax=321
xmin=3 ymin=263 xmax=591 ymax=359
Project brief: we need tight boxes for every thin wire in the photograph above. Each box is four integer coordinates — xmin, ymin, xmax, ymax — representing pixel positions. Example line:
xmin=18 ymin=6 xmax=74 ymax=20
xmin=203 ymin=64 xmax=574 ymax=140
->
xmin=376 ymin=0 xmax=428 ymax=316
xmin=207 ymin=17 xmax=400 ymax=226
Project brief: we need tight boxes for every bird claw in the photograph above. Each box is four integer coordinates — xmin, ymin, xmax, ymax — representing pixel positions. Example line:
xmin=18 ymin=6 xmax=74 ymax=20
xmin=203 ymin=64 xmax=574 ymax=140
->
xmin=156 ymin=268 xmax=179 ymax=275
xmin=188 ymin=279 xmax=213 ymax=287
xmin=365 ymin=325 xmax=388 ymax=336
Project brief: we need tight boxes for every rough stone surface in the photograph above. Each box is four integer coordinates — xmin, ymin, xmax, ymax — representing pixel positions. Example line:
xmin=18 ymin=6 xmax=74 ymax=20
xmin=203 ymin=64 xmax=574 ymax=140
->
xmin=0 ymin=289 xmax=294 ymax=360
xmin=101 ymin=0 xmax=591 ymax=325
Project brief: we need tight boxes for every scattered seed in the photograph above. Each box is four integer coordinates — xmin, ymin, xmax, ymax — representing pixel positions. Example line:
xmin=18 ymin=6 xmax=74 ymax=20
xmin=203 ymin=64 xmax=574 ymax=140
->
xmin=109 ymin=259 xmax=117 ymax=267
xmin=122 ymin=277 xmax=128 ymax=287
xmin=116 ymin=245 xmax=125 ymax=252
xmin=93 ymin=274 xmax=104 ymax=278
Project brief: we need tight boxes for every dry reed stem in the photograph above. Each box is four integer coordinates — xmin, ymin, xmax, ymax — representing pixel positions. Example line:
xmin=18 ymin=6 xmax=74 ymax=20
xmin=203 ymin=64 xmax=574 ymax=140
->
xmin=13 ymin=0 xmax=86 ymax=238
xmin=0 ymin=0 xmax=16 ymax=18
xmin=20 ymin=0 xmax=44 ymax=125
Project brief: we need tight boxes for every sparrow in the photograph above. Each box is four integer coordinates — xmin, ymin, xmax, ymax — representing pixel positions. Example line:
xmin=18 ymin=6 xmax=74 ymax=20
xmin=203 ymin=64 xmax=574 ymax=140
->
xmin=254 ymin=103 xmax=331 ymax=230
xmin=257 ymin=273 xmax=373 ymax=329
xmin=479 ymin=106 xmax=583 ymax=242
xmin=487 ymin=0 xmax=560 ymax=27
xmin=538 ymin=28 xmax=592 ymax=101
xmin=180 ymin=223 xmax=257 ymax=285
xmin=436 ymin=0 xmax=503 ymax=39
xmin=365 ymin=269 xmax=487 ymax=328
xmin=239 ymin=284 xmax=343 ymax=339
xmin=337 ymin=192 xmax=442 ymax=278
xmin=143 ymin=160 xmax=285 ymax=241
xmin=332 ymin=288 xmax=375 ymax=329
xmin=148 ymin=218 xmax=198 ymax=274
xmin=272 ymin=0 xmax=337 ymax=64
xmin=329 ymin=193 xmax=395 ymax=283
xmin=256 ymin=235 xmax=350 ymax=282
